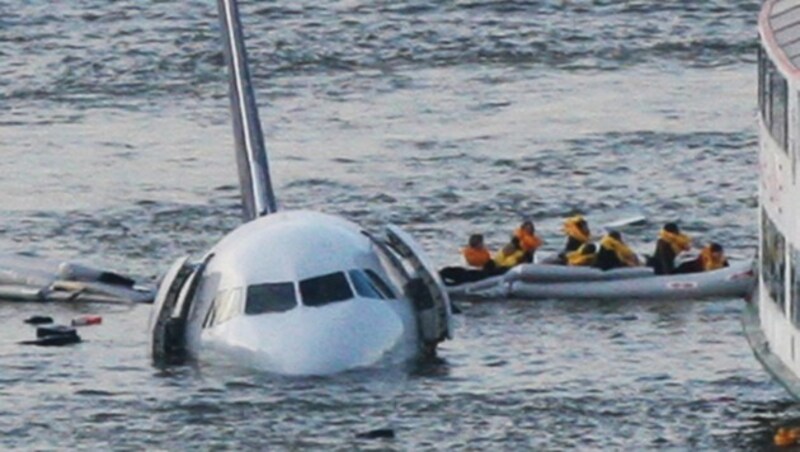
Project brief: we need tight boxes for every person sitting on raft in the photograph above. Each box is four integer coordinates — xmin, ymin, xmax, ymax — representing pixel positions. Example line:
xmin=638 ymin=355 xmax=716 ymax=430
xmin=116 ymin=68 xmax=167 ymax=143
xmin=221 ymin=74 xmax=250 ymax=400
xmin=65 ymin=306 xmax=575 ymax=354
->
xmin=557 ymin=215 xmax=591 ymax=263
xmin=650 ymin=222 xmax=692 ymax=275
xmin=674 ymin=242 xmax=729 ymax=274
xmin=439 ymin=234 xmax=501 ymax=286
xmin=566 ymin=243 xmax=597 ymax=267
xmin=493 ymin=236 xmax=526 ymax=269
xmin=514 ymin=220 xmax=544 ymax=263
xmin=595 ymin=230 xmax=640 ymax=271
xmin=462 ymin=233 xmax=492 ymax=268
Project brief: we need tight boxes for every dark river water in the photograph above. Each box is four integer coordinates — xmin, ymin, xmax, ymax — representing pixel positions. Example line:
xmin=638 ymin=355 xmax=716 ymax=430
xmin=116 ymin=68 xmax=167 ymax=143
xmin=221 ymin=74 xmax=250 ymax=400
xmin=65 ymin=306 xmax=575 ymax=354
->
xmin=0 ymin=0 xmax=794 ymax=449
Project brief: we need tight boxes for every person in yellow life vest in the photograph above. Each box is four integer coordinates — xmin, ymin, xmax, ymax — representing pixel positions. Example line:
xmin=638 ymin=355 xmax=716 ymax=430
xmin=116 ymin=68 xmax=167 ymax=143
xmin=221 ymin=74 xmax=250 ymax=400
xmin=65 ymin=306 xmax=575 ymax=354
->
xmin=514 ymin=220 xmax=544 ymax=263
xmin=494 ymin=236 xmax=526 ymax=269
xmin=700 ymin=243 xmax=729 ymax=271
xmin=566 ymin=243 xmax=597 ymax=267
xmin=675 ymin=242 xmax=729 ymax=274
xmin=439 ymin=234 xmax=504 ymax=286
xmin=650 ymin=222 xmax=692 ymax=275
xmin=558 ymin=215 xmax=591 ymax=264
xmin=594 ymin=230 xmax=640 ymax=270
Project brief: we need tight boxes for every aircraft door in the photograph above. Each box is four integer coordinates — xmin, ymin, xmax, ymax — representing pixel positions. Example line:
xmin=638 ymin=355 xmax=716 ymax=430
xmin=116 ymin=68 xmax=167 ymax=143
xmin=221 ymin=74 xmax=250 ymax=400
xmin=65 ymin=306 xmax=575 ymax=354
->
xmin=385 ymin=225 xmax=453 ymax=348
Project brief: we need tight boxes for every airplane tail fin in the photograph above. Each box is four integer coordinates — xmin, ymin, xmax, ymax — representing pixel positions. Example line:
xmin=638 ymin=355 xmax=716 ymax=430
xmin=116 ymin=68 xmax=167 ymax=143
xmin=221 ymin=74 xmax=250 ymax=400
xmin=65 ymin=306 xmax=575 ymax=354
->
xmin=217 ymin=0 xmax=278 ymax=220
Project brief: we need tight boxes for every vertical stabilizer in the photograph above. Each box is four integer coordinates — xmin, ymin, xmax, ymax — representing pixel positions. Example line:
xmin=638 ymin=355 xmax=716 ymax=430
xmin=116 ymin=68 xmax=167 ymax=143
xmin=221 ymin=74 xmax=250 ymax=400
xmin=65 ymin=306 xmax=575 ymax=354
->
xmin=217 ymin=0 xmax=278 ymax=220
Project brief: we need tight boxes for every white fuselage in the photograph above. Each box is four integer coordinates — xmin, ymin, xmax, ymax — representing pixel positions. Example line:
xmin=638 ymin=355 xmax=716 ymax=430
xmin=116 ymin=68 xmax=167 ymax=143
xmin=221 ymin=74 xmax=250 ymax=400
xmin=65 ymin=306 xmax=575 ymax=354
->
xmin=182 ymin=210 xmax=421 ymax=375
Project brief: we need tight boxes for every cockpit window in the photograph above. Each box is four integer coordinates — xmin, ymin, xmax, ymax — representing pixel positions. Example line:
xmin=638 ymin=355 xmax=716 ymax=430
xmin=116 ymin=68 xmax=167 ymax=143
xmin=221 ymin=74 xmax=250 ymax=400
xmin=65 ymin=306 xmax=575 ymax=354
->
xmin=299 ymin=272 xmax=353 ymax=307
xmin=369 ymin=240 xmax=408 ymax=297
xmin=348 ymin=270 xmax=383 ymax=299
xmin=245 ymin=282 xmax=297 ymax=315
xmin=365 ymin=269 xmax=397 ymax=299
xmin=203 ymin=288 xmax=243 ymax=328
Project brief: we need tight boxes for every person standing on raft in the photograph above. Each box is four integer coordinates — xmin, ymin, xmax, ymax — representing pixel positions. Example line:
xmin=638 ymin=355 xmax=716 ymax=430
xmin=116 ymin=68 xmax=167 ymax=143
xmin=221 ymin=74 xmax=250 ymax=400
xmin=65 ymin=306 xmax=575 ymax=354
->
xmin=674 ymin=242 xmax=729 ymax=274
xmin=514 ymin=220 xmax=544 ymax=263
xmin=650 ymin=222 xmax=692 ymax=275
xmin=595 ymin=231 xmax=640 ymax=270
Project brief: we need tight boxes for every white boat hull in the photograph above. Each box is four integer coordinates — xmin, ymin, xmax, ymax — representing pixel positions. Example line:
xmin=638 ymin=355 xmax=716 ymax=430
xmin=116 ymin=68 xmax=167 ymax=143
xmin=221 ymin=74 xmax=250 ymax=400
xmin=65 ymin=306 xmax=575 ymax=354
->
xmin=742 ymin=291 xmax=800 ymax=399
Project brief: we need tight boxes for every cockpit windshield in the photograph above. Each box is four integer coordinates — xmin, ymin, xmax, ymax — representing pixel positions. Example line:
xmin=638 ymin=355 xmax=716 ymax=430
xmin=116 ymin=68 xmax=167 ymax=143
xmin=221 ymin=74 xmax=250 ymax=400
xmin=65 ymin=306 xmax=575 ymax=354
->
xmin=245 ymin=282 xmax=297 ymax=315
xmin=203 ymin=288 xmax=243 ymax=328
xmin=348 ymin=269 xmax=396 ymax=300
xmin=299 ymin=272 xmax=353 ymax=307
xmin=236 ymin=270 xmax=395 ymax=316
xmin=348 ymin=269 xmax=382 ymax=299
xmin=364 ymin=269 xmax=396 ymax=299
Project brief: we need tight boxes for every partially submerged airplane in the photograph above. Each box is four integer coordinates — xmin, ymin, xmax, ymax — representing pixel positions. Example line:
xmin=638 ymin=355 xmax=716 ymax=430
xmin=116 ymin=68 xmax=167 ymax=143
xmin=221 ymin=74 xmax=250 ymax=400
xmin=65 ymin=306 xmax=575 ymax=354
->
xmin=149 ymin=0 xmax=453 ymax=375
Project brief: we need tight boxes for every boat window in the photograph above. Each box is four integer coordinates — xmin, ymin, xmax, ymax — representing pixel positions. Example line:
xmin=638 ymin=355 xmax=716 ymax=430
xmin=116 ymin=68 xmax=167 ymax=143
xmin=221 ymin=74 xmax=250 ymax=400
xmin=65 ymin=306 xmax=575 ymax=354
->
xmin=203 ymin=288 xmax=243 ymax=329
xmin=770 ymin=66 xmax=788 ymax=152
xmin=348 ymin=269 xmax=383 ymax=299
xmin=245 ymin=282 xmax=297 ymax=315
xmin=759 ymin=45 xmax=770 ymax=125
xmin=762 ymin=209 xmax=786 ymax=313
xmin=792 ymin=247 xmax=800 ymax=328
xmin=299 ymin=272 xmax=353 ymax=307
xmin=759 ymin=47 xmax=788 ymax=153
xmin=365 ymin=269 xmax=397 ymax=299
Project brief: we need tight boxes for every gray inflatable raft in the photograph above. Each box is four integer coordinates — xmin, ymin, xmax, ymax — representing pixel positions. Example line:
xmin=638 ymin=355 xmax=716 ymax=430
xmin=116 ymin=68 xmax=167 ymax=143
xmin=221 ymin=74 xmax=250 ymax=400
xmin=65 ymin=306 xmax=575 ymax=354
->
xmin=0 ymin=255 xmax=155 ymax=303
xmin=447 ymin=260 xmax=755 ymax=301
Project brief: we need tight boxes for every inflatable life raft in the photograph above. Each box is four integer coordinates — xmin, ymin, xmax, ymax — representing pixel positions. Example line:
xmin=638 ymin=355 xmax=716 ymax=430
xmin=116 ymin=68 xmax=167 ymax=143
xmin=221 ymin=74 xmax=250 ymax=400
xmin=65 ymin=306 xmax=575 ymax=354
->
xmin=0 ymin=255 xmax=155 ymax=303
xmin=446 ymin=260 xmax=755 ymax=301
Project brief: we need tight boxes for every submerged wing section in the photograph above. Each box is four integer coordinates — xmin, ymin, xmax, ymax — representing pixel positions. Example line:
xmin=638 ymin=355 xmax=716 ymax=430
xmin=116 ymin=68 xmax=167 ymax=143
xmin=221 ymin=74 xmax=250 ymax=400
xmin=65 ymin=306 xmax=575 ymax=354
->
xmin=217 ymin=0 xmax=278 ymax=220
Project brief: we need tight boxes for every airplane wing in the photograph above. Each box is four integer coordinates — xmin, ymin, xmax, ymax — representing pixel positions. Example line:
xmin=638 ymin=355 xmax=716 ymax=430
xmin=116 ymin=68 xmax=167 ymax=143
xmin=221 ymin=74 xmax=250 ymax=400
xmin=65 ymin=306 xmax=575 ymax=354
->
xmin=0 ymin=254 xmax=154 ymax=304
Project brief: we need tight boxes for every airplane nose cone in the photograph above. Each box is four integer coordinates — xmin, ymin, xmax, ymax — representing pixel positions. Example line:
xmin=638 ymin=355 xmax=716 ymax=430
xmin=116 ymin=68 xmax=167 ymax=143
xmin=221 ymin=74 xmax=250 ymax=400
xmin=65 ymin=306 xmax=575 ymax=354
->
xmin=206 ymin=298 xmax=414 ymax=375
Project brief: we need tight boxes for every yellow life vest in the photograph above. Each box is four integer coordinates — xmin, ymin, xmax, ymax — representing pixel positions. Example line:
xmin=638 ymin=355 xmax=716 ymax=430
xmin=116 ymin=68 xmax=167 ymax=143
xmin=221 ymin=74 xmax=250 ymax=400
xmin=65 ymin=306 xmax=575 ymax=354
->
xmin=494 ymin=248 xmax=525 ymax=268
xmin=659 ymin=229 xmax=692 ymax=255
xmin=566 ymin=244 xmax=596 ymax=267
xmin=699 ymin=246 xmax=726 ymax=271
xmin=563 ymin=216 xmax=590 ymax=244
xmin=599 ymin=235 xmax=639 ymax=267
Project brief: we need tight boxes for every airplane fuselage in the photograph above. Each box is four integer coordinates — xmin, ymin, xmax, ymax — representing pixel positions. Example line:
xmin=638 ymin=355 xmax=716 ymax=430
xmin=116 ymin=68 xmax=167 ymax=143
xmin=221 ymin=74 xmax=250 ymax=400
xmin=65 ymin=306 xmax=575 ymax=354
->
xmin=182 ymin=210 xmax=421 ymax=375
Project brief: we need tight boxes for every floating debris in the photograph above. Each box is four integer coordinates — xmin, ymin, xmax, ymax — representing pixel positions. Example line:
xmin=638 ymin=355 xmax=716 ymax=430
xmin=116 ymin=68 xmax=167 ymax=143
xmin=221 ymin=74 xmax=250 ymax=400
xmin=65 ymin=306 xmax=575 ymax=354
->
xmin=71 ymin=315 xmax=102 ymax=326
xmin=20 ymin=324 xmax=82 ymax=347
xmin=355 ymin=428 xmax=395 ymax=439
xmin=24 ymin=315 xmax=53 ymax=325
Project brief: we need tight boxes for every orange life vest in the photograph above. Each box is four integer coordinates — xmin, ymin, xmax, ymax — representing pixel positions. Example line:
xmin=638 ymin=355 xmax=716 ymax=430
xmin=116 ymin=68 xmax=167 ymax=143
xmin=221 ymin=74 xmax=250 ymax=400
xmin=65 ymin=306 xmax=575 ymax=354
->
xmin=514 ymin=228 xmax=543 ymax=253
xmin=462 ymin=246 xmax=491 ymax=268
